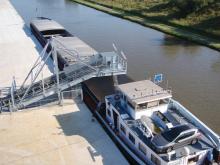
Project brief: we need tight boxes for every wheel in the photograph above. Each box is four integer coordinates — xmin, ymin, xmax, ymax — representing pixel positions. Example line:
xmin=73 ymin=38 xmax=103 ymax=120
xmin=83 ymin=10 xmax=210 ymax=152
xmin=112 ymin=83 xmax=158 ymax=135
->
xmin=191 ymin=139 xmax=198 ymax=145
xmin=166 ymin=147 xmax=173 ymax=153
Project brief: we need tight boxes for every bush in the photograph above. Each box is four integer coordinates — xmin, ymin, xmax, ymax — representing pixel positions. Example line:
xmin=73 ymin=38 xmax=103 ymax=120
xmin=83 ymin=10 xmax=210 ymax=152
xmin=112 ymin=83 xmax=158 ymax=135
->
xmin=171 ymin=0 xmax=215 ymax=14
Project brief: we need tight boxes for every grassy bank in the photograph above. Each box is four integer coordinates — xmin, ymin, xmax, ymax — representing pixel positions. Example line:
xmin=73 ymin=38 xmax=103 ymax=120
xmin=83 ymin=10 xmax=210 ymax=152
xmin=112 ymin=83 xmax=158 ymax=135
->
xmin=71 ymin=0 xmax=220 ymax=51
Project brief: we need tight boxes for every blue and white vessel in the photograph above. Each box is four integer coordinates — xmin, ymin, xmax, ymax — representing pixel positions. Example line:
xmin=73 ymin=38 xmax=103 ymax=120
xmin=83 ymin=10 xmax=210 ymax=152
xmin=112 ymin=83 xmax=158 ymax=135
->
xmin=100 ymin=79 xmax=220 ymax=165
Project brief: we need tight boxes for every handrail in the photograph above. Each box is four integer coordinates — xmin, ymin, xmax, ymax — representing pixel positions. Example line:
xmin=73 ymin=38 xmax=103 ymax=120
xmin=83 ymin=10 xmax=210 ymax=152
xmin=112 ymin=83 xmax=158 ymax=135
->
xmin=130 ymin=89 xmax=172 ymax=101
xmin=170 ymin=99 xmax=220 ymax=151
xmin=0 ymin=38 xmax=127 ymax=110
xmin=19 ymin=51 xmax=52 ymax=104
xmin=18 ymin=67 xmax=96 ymax=102
xmin=52 ymin=38 xmax=99 ymax=72
xmin=20 ymin=42 xmax=50 ymax=89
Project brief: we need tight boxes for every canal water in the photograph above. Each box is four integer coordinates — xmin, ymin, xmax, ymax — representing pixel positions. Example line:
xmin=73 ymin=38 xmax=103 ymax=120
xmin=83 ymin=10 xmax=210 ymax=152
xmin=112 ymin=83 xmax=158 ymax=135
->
xmin=11 ymin=0 xmax=220 ymax=134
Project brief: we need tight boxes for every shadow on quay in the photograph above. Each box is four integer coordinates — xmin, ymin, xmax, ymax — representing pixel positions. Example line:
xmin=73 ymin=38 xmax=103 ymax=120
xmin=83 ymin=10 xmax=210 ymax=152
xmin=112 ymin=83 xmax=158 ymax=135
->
xmin=54 ymin=102 xmax=128 ymax=164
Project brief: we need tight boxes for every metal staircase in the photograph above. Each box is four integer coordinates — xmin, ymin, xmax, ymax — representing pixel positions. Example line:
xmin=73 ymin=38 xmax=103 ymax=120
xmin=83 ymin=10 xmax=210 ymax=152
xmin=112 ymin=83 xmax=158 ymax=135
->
xmin=0 ymin=38 xmax=127 ymax=112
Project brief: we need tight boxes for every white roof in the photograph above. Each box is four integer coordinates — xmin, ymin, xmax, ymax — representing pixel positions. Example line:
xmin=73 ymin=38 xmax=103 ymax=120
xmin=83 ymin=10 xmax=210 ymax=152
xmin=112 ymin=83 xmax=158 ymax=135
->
xmin=31 ymin=19 xmax=65 ymax=32
xmin=53 ymin=36 xmax=97 ymax=62
xmin=117 ymin=80 xmax=172 ymax=104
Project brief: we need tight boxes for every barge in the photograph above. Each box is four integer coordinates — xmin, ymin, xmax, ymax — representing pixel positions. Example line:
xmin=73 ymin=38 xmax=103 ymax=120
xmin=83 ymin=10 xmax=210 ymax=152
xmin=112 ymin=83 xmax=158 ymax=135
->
xmin=30 ymin=17 xmax=98 ymax=71
xmin=30 ymin=17 xmax=220 ymax=165
xmin=0 ymin=17 xmax=127 ymax=111
xmin=83 ymin=79 xmax=220 ymax=165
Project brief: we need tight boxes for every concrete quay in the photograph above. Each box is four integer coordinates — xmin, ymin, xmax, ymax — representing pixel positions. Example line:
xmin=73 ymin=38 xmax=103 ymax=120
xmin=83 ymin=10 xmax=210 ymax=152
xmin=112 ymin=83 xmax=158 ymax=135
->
xmin=0 ymin=100 xmax=128 ymax=165
xmin=0 ymin=0 xmax=52 ymax=88
xmin=0 ymin=1 xmax=129 ymax=164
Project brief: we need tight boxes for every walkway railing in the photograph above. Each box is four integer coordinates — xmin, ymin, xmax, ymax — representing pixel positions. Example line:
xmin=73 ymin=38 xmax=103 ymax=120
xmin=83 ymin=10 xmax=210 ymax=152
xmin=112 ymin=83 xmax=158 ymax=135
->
xmin=169 ymin=99 xmax=220 ymax=151
xmin=0 ymin=39 xmax=127 ymax=111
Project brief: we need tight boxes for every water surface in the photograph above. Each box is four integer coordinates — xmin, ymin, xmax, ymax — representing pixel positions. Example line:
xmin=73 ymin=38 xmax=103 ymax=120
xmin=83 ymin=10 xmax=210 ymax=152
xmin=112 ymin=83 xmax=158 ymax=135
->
xmin=11 ymin=0 xmax=220 ymax=133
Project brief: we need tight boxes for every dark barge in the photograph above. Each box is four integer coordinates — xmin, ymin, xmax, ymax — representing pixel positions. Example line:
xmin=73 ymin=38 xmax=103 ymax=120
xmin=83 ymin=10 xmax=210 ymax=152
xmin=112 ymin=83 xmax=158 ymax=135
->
xmin=30 ymin=17 xmax=98 ymax=71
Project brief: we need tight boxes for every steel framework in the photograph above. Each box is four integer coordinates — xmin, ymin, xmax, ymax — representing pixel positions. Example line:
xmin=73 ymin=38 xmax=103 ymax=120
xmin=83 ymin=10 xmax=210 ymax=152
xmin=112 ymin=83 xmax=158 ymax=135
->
xmin=0 ymin=38 xmax=127 ymax=111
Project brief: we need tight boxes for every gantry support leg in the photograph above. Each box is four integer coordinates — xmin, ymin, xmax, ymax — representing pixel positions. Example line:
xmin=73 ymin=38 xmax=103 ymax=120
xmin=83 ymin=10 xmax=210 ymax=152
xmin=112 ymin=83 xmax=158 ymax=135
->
xmin=52 ymin=42 xmax=61 ymax=105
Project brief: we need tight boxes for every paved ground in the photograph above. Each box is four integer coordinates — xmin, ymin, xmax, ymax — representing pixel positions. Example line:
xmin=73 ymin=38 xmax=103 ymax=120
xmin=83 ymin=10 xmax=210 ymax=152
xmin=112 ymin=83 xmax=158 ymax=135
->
xmin=0 ymin=100 xmax=128 ymax=165
xmin=0 ymin=1 xmax=128 ymax=164
xmin=0 ymin=0 xmax=52 ymax=87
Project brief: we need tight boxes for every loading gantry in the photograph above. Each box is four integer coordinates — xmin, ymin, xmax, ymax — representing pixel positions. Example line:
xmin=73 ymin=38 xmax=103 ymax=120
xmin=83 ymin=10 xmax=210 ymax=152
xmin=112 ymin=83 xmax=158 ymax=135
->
xmin=0 ymin=38 xmax=127 ymax=112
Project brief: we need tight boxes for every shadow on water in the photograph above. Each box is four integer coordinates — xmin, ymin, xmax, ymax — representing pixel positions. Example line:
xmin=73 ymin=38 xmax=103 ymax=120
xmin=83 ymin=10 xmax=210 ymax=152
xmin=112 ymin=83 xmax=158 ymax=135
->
xmin=159 ymin=34 xmax=200 ymax=58
xmin=211 ymin=59 xmax=220 ymax=73
xmin=161 ymin=34 xmax=196 ymax=47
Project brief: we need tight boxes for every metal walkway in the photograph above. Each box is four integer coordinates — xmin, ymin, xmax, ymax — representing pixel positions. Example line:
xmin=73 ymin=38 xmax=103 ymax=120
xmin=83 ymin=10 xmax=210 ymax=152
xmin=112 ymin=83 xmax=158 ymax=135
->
xmin=0 ymin=39 xmax=127 ymax=111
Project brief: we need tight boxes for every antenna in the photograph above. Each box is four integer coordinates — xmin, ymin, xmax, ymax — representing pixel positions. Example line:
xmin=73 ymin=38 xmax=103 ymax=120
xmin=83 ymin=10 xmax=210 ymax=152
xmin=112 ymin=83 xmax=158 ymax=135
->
xmin=36 ymin=1 xmax=41 ymax=18
xmin=35 ymin=7 xmax=38 ymax=17
xmin=36 ymin=0 xmax=39 ymax=18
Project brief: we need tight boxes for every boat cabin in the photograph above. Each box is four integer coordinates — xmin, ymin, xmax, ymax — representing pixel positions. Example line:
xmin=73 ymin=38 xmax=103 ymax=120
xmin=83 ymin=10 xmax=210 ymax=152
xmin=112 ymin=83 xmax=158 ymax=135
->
xmin=115 ymin=80 xmax=172 ymax=120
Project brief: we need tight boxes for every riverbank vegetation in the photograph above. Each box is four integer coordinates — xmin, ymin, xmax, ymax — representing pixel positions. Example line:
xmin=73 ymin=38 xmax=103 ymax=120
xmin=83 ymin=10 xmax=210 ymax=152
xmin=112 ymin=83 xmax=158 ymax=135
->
xmin=72 ymin=0 xmax=220 ymax=51
xmin=85 ymin=0 xmax=220 ymax=38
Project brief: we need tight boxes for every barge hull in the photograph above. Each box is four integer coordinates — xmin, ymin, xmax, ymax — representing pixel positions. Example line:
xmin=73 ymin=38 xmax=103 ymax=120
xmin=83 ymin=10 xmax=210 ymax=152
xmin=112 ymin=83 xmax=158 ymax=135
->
xmin=82 ymin=82 xmax=145 ymax=165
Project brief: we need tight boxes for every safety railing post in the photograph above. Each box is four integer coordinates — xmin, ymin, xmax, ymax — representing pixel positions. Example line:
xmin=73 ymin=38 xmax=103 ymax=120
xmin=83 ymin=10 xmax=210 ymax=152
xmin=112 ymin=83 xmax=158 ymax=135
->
xmin=42 ymin=69 xmax=45 ymax=96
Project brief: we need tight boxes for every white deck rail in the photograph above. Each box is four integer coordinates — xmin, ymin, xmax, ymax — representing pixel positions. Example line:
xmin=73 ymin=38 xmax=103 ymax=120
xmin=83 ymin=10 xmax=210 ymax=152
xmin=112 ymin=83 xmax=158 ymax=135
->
xmin=170 ymin=99 xmax=220 ymax=151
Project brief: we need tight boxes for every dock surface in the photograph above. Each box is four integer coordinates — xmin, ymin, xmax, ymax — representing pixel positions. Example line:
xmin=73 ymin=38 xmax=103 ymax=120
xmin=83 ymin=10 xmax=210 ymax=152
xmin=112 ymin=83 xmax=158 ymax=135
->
xmin=0 ymin=0 xmax=52 ymax=87
xmin=0 ymin=100 xmax=128 ymax=165
xmin=0 ymin=1 xmax=128 ymax=164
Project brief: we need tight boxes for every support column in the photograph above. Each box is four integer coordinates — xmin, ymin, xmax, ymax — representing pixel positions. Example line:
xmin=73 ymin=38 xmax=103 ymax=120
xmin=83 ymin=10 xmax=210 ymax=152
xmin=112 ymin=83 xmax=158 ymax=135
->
xmin=9 ymin=100 xmax=12 ymax=114
xmin=80 ymin=87 xmax=83 ymax=101
xmin=10 ymin=87 xmax=15 ymax=112
xmin=10 ymin=76 xmax=17 ymax=112
xmin=113 ymin=75 xmax=118 ymax=87
xmin=52 ymin=41 xmax=61 ymax=105
xmin=41 ymin=69 xmax=45 ymax=96
xmin=60 ymin=91 xmax=63 ymax=106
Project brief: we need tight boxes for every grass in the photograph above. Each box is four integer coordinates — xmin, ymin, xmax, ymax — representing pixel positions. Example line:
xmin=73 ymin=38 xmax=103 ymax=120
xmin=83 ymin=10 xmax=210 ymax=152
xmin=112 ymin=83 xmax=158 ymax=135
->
xmin=70 ymin=0 xmax=220 ymax=51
